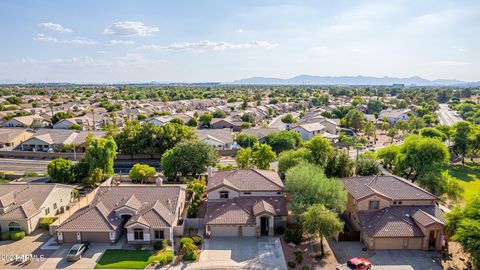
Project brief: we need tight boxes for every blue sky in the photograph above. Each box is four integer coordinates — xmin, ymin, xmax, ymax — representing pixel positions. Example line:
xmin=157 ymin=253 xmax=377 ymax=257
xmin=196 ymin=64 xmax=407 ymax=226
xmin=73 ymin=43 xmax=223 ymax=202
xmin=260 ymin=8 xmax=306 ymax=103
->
xmin=0 ymin=0 xmax=479 ymax=83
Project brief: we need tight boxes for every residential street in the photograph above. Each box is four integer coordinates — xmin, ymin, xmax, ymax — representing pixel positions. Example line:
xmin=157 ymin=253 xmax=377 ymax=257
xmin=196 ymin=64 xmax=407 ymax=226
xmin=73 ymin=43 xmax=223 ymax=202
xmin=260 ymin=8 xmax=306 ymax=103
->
xmin=438 ymin=104 xmax=462 ymax=126
xmin=0 ymin=158 xmax=50 ymax=174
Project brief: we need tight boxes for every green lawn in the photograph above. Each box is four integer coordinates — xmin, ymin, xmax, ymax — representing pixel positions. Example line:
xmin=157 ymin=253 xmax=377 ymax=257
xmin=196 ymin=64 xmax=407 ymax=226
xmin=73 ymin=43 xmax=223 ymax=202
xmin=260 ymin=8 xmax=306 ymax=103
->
xmin=95 ymin=249 xmax=173 ymax=269
xmin=448 ymin=163 xmax=480 ymax=203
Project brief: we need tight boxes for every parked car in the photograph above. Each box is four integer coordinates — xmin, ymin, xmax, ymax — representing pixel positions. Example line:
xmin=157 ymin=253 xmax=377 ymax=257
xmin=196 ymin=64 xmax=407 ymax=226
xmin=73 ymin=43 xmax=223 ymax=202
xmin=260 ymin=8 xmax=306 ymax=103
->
xmin=336 ymin=257 xmax=372 ymax=270
xmin=66 ymin=242 xmax=89 ymax=262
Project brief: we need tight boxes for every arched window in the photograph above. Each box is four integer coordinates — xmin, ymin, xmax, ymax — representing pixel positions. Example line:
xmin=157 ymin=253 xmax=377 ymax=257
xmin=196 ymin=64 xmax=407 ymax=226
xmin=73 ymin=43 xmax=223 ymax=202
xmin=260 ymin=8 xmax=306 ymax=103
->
xmin=8 ymin=221 xmax=21 ymax=232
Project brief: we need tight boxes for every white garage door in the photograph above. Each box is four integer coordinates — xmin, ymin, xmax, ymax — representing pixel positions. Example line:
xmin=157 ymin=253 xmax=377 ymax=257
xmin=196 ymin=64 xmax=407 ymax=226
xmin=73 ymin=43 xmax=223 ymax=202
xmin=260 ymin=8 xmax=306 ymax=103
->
xmin=242 ymin=226 xmax=256 ymax=237
xmin=210 ymin=226 xmax=239 ymax=237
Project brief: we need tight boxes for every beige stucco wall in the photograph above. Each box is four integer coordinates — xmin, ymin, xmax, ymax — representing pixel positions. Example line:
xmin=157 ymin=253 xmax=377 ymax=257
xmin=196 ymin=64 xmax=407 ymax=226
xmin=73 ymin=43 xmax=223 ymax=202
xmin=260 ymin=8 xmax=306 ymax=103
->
xmin=208 ymin=187 xmax=282 ymax=200
xmin=356 ymin=195 xmax=391 ymax=211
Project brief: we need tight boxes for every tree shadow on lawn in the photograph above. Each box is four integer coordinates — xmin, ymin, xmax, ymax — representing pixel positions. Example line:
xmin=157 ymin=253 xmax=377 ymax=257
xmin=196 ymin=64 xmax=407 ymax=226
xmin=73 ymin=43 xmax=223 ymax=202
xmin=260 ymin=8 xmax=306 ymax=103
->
xmin=448 ymin=163 xmax=480 ymax=182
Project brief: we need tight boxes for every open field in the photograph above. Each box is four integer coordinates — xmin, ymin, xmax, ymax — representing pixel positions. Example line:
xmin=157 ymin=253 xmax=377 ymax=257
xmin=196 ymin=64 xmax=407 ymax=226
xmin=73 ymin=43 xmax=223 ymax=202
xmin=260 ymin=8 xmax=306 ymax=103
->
xmin=448 ymin=163 xmax=480 ymax=203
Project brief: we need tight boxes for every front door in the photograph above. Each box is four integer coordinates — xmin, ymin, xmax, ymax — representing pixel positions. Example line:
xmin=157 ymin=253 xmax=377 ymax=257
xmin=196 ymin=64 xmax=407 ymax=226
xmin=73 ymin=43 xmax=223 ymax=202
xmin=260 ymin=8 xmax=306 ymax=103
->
xmin=429 ymin=230 xmax=437 ymax=249
xmin=260 ymin=217 xmax=269 ymax=236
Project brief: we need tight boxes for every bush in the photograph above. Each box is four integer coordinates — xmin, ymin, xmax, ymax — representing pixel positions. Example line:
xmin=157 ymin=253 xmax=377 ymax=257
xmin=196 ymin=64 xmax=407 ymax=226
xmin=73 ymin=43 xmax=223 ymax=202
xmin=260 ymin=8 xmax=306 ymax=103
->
xmin=153 ymin=240 xmax=168 ymax=250
xmin=294 ymin=251 xmax=303 ymax=264
xmin=180 ymin=237 xmax=194 ymax=246
xmin=10 ymin=231 xmax=25 ymax=241
xmin=149 ymin=250 xmax=173 ymax=265
xmin=1 ymin=231 xmax=11 ymax=241
xmin=284 ymin=224 xmax=302 ymax=245
xmin=183 ymin=251 xmax=197 ymax=261
xmin=191 ymin=235 xmax=202 ymax=245
xmin=301 ymin=266 xmax=310 ymax=270
xmin=39 ymin=217 xmax=57 ymax=229
xmin=274 ymin=226 xmax=285 ymax=235
xmin=287 ymin=261 xmax=296 ymax=268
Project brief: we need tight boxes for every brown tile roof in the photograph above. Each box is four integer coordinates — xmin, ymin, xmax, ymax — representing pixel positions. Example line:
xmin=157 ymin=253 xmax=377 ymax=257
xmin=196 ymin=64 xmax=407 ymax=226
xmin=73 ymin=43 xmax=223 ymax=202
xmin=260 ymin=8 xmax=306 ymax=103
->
xmin=57 ymin=186 xmax=184 ymax=232
xmin=253 ymin=200 xmax=276 ymax=216
xmin=412 ymin=209 xmax=445 ymax=227
xmin=357 ymin=205 xmax=445 ymax=238
xmin=207 ymin=169 xmax=283 ymax=192
xmin=341 ymin=175 xmax=437 ymax=201
xmin=205 ymin=196 xmax=287 ymax=225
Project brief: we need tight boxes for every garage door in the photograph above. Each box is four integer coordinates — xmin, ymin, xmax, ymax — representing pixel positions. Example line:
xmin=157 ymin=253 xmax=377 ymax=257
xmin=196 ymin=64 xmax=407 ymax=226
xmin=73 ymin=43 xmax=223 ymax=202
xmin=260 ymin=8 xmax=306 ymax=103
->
xmin=242 ymin=226 xmax=256 ymax=237
xmin=374 ymin=238 xmax=404 ymax=249
xmin=210 ymin=226 xmax=239 ymax=237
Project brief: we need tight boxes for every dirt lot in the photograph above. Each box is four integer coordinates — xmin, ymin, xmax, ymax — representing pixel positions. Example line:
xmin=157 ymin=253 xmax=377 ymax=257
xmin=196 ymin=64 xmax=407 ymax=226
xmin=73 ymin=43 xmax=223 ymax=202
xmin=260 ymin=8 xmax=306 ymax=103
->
xmin=280 ymin=236 xmax=338 ymax=270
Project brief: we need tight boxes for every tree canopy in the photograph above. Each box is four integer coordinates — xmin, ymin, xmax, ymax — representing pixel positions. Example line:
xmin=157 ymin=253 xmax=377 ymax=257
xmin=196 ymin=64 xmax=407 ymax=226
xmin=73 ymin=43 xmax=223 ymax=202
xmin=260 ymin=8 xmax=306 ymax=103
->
xmin=48 ymin=158 xmax=74 ymax=183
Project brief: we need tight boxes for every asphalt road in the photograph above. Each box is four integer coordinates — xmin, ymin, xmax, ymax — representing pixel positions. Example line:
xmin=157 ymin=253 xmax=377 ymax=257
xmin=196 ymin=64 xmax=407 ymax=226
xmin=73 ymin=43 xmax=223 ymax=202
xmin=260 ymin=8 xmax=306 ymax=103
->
xmin=0 ymin=158 xmax=50 ymax=174
xmin=438 ymin=103 xmax=462 ymax=126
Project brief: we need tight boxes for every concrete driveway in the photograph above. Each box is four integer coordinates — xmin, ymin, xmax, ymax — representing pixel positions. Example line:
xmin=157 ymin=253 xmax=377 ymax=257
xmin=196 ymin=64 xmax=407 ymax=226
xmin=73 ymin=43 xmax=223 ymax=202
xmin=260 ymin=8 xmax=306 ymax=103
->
xmin=190 ymin=237 xmax=287 ymax=270
xmin=0 ymin=230 xmax=54 ymax=269
xmin=328 ymin=240 xmax=442 ymax=270
xmin=39 ymin=240 xmax=123 ymax=269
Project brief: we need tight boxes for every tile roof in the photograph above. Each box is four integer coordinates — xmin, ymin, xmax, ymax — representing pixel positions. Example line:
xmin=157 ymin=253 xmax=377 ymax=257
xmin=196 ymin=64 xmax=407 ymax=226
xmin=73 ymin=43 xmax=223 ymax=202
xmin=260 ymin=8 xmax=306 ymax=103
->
xmin=253 ymin=200 xmax=276 ymax=216
xmin=0 ymin=128 xmax=33 ymax=144
xmin=295 ymin=122 xmax=326 ymax=132
xmin=0 ymin=184 xmax=68 ymax=219
xmin=57 ymin=186 xmax=184 ymax=232
xmin=357 ymin=205 xmax=445 ymax=238
xmin=341 ymin=175 xmax=437 ymax=201
xmin=196 ymin=128 xmax=234 ymax=144
xmin=207 ymin=169 xmax=284 ymax=192
xmin=205 ymin=196 xmax=287 ymax=225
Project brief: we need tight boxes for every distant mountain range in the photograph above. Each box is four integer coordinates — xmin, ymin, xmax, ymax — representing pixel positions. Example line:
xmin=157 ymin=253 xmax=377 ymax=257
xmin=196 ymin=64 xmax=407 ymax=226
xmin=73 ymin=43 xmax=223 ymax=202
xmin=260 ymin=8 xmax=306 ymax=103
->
xmin=231 ymin=75 xmax=478 ymax=86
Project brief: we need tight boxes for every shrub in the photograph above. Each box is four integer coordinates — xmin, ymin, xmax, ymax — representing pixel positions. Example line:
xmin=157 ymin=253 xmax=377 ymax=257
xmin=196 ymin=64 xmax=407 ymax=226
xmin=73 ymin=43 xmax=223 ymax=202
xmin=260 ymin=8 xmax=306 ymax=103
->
xmin=183 ymin=251 xmax=197 ymax=261
xmin=284 ymin=224 xmax=302 ymax=245
xmin=153 ymin=240 xmax=168 ymax=250
xmin=287 ymin=261 xmax=296 ymax=268
xmin=39 ymin=217 xmax=57 ymax=229
xmin=294 ymin=251 xmax=303 ymax=264
xmin=301 ymin=266 xmax=310 ymax=270
xmin=149 ymin=250 xmax=173 ymax=265
xmin=10 ymin=231 xmax=25 ymax=241
xmin=180 ymin=237 xmax=194 ymax=246
xmin=1 ymin=231 xmax=11 ymax=241
xmin=191 ymin=235 xmax=202 ymax=245
xmin=274 ymin=226 xmax=285 ymax=235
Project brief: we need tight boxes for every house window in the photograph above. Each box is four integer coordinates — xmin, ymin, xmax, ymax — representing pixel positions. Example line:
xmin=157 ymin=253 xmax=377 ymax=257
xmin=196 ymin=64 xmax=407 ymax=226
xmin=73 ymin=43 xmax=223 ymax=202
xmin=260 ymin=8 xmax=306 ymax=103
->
xmin=134 ymin=229 xmax=144 ymax=240
xmin=45 ymin=207 xmax=50 ymax=215
xmin=368 ymin=200 xmax=380 ymax=210
xmin=53 ymin=203 xmax=57 ymax=209
xmin=8 ymin=221 xmax=21 ymax=232
xmin=398 ymin=201 xmax=402 ymax=205
xmin=276 ymin=192 xmax=282 ymax=195
xmin=154 ymin=230 xmax=164 ymax=239
xmin=243 ymin=192 xmax=252 ymax=195
xmin=219 ymin=191 xmax=229 ymax=199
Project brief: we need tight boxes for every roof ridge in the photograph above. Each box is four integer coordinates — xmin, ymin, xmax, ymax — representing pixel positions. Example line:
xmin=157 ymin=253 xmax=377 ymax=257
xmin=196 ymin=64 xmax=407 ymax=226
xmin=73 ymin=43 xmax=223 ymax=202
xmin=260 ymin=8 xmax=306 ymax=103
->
xmin=390 ymin=175 xmax=437 ymax=198
xmin=251 ymin=169 xmax=283 ymax=189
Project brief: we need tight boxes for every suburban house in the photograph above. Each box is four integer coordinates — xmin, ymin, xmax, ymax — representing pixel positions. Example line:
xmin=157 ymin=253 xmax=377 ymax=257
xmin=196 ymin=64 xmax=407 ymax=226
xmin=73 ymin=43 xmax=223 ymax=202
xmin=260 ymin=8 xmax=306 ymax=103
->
xmin=2 ymin=115 xmax=51 ymax=128
xmin=379 ymin=108 xmax=414 ymax=125
xmin=292 ymin=122 xmax=326 ymax=141
xmin=16 ymin=129 xmax=104 ymax=152
xmin=205 ymin=169 xmax=287 ymax=237
xmin=0 ymin=128 xmax=35 ymax=149
xmin=0 ymin=184 xmax=75 ymax=234
xmin=210 ymin=118 xmax=243 ymax=131
xmin=56 ymin=186 xmax=187 ymax=244
xmin=341 ymin=175 xmax=445 ymax=251
xmin=53 ymin=116 xmax=94 ymax=130
xmin=195 ymin=128 xmax=238 ymax=150
xmin=241 ymin=128 xmax=280 ymax=143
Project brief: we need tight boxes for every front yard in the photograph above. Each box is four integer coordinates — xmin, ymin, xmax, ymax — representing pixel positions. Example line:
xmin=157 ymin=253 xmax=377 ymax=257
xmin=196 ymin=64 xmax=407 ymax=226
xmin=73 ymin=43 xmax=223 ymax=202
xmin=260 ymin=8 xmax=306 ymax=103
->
xmin=95 ymin=249 xmax=173 ymax=269
xmin=448 ymin=163 xmax=480 ymax=203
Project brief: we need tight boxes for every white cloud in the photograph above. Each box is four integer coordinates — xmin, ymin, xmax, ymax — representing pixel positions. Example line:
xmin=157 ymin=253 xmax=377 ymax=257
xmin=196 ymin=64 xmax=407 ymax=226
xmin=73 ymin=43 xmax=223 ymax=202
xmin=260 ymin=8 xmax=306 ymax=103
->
xmin=139 ymin=40 xmax=277 ymax=52
xmin=63 ymin=37 xmax=98 ymax=45
xmin=235 ymin=28 xmax=244 ymax=33
xmin=312 ymin=46 xmax=333 ymax=54
xmin=450 ymin=46 xmax=467 ymax=52
xmin=34 ymin=33 xmax=58 ymax=43
xmin=39 ymin=22 xmax=73 ymax=33
xmin=422 ymin=60 xmax=470 ymax=66
xmin=104 ymin=21 xmax=159 ymax=36
xmin=105 ymin=40 xmax=135 ymax=46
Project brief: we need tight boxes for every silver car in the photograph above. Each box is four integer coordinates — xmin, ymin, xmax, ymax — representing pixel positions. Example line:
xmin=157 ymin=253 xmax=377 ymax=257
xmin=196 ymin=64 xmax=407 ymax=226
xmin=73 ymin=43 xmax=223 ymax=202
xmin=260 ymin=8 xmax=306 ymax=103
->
xmin=66 ymin=243 xmax=89 ymax=262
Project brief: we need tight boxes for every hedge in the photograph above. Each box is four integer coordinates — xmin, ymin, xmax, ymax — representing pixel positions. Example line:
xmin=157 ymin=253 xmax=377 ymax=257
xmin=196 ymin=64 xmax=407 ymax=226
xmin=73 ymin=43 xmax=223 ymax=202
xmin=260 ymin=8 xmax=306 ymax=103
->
xmin=1 ymin=231 xmax=10 ymax=241
xmin=11 ymin=231 xmax=25 ymax=241
xmin=39 ymin=217 xmax=57 ymax=229
xmin=153 ymin=240 xmax=168 ymax=250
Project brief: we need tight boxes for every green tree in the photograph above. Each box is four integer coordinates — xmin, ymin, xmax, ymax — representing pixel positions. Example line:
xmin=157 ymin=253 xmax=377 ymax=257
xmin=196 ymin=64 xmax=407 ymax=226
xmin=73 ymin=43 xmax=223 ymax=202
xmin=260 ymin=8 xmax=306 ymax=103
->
xmin=115 ymin=120 xmax=141 ymax=155
xmin=129 ymin=164 xmax=156 ymax=183
xmin=304 ymin=135 xmax=333 ymax=167
xmin=345 ymin=109 xmax=365 ymax=131
xmin=447 ymin=195 xmax=480 ymax=268
xmin=387 ymin=127 xmax=397 ymax=143
xmin=277 ymin=148 xmax=309 ymax=179
xmin=363 ymin=120 xmax=376 ymax=141
xmin=48 ymin=158 xmax=74 ymax=183
xmin=301 ymin=204 xmax=344 ymax=256
xmin=236 ymin=147 xmax=254 ymax=168
xmin=68 ymin=123 xmax=82 ymax=130
xmin=199 ymin=113 xmax=213 ymax=128
xmin=452 ymin=121 xmax=472 ymax=165
xmin=186 ymin=117 xmax=198 ymax=127
xmin=324 ymin=149 xmax=354 ymax=178
xmin=420 ymin=127 xmax=447 ymax=141
xmin=381 ymin=118 xmax=389 ymax=133
xmin=407 ymin=116 xmax=426 ymax=132
xmin=77 ymin=137 xmax=117 ymax=186
xmin=235 ymin=133 xmax=259 ymax=148
xmin=367 ymin=100 xmax=383 ymax=114
xmin=376 ymin=145 xmax=399 ymax=169
xmin=284 ymin=162 xmax=347 ymax=213
xmin=265 ymin=131 xmax=302 ymax=153
xmin=161 ymin=141 xmax=219 ymax=181
xmin=394 ymin=120 xmax=409 ymax=135
xmin=357 ymin=155 xmax=380 ymax=176
xmin=251 ymin=143 xmax=276 ymax=170
xmin=52 ymin=112 xmax=75 ymax=124
xmin=137 ymin=113 xmax=147 ymax=121
xmin=281 ymin=113 xmax=296 ymax=124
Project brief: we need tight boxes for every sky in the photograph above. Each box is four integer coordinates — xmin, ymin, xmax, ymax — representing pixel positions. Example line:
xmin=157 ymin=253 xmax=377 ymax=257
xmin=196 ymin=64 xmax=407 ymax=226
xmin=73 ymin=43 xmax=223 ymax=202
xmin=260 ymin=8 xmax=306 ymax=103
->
xmin=0 ymin=0 xmax=479 ymax=83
